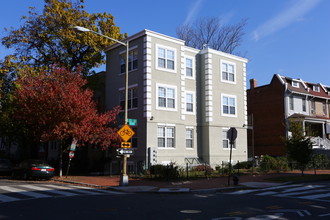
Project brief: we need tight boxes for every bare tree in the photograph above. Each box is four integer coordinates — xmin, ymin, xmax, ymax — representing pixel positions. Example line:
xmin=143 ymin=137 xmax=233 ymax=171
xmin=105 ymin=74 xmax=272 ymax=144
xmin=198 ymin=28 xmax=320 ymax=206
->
xmin=176 ymin=17 xmax=247 ymax=55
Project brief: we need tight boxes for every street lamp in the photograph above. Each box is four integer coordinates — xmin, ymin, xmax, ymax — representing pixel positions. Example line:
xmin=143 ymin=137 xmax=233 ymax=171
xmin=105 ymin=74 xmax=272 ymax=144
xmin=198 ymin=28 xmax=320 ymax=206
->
xmin=73 ymin=26 xmax=130 ymax=186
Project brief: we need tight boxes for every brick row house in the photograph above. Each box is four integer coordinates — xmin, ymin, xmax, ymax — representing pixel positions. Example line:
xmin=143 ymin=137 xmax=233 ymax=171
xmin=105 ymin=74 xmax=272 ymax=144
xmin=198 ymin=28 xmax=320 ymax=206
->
xmin=105 ymin=30 xmax=249 ymax=174
xmin=247 ymin=74 xmax=330 ymax=158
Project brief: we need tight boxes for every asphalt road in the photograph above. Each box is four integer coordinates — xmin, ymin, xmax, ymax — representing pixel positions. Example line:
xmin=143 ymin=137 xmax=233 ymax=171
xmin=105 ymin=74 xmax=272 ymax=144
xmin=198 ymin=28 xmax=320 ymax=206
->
xmin=0 ymin=180 xmax=330 ymax=220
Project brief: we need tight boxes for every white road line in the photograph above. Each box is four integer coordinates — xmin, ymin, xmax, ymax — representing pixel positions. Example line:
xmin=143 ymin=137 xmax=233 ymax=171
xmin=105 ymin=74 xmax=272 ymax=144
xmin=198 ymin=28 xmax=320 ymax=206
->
xmin=0 ymin=194 xmax=20 ymax=202
xmin=281 ymin=185 xmax=324 ymax=193
xmin=259 ymin=184 xmax=303 ymax=191
xmin=0 ymin=186 xmax=51 ymax=199
xmin=256 ymin=191 xmax=277 ymax=196
xmin=298 ymin=192 xmax=330 ymax=200
xmin=68 ymin=185 xmax=125 ymax=194
xmin=275 ymin=189 xmax=329 ymax=197
xmin=20 ymin=184 xmax=77 ymax=196
xmin=226 ymin=189 xmax=260 ymax=194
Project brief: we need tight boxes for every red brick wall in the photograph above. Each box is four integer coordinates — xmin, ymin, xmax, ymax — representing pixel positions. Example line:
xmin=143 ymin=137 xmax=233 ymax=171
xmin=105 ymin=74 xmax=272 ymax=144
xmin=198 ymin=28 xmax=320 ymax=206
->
xmin=247 ymin=76 xmax=287 ymax=157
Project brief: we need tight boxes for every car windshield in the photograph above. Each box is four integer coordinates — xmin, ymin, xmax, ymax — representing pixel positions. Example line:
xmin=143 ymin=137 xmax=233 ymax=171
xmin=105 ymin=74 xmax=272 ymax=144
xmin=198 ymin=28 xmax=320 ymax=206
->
xmin=30 ymin=160 xmax=48 ymax=166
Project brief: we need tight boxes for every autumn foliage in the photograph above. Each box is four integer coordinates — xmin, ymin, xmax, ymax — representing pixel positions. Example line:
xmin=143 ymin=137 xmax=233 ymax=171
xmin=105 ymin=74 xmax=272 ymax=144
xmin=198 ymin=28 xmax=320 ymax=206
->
xmin=13 ymin=66 xmax=120 ymax=149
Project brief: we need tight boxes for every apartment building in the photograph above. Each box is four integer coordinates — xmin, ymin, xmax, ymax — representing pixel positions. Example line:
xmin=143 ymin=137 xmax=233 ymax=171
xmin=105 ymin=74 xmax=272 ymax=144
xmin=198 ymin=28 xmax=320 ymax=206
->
xmin=105 ymin=30 xmax=248 ymax=173
xmin=247 ymin=74 xmax=330 ymax=158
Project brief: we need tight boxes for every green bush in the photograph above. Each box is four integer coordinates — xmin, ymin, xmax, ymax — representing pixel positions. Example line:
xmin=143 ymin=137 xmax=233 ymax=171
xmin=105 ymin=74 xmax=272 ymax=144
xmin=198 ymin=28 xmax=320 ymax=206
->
xmin=149 ymin=163 xmax=180 ymax=180
xmin=233 ymin=161 xmax=253 ymax=169
xmin=258 ymin=155 xmax=277 ymax=174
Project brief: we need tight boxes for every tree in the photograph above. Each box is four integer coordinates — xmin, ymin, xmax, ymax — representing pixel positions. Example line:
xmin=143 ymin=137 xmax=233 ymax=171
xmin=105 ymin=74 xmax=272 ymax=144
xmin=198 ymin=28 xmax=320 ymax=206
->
xmin=285 ymin=118 xmax=313 ymax=175
xmin=176 ymin=17 xmax=247 ymax=55
xmin=13 ymin=65 xmax=120 ymax=146
xmin=1 ymin=0 xmax=124 ymax=76
xmin=12 ymin=66 xmax=120 ymax=174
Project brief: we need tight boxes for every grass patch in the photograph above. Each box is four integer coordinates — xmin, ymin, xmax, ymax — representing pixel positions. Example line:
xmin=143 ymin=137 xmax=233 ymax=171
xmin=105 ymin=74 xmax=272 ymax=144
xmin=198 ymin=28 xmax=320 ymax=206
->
xmin=264 ymin=174 xmax=330 ymax=183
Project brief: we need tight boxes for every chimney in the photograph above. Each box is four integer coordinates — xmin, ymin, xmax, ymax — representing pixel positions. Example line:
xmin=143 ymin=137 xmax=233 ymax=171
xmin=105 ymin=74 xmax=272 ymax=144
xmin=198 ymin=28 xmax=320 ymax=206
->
xmin=250 ymin=79 xmax=257 ymax=89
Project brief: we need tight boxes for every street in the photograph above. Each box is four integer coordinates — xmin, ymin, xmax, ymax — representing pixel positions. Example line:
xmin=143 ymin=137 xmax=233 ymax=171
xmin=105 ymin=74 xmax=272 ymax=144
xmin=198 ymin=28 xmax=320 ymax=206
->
xmin=0 ymin=179 xmax=330 ymax=219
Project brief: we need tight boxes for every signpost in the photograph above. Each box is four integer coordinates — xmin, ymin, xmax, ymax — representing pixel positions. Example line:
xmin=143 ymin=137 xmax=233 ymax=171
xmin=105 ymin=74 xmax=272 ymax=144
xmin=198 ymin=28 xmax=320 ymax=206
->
xmin=117 ymin=148 xmax=134 ymax=155
xmin=117 ymin=124 xmax=135 ymax=185
xmin=227 ymin=127 xmax=237 ymax=186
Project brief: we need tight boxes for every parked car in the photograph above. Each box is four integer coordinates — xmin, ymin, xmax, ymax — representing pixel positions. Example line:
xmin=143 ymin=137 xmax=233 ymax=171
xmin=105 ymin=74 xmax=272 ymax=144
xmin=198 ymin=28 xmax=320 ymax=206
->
xmin=12 ymin=159 xmax=55 ymax=180
xmin=0 ymin=158 xmax=13 ymax=175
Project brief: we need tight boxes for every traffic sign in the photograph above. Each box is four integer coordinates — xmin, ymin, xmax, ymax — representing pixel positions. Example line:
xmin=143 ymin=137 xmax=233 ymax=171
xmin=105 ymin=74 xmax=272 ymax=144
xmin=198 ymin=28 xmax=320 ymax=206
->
xmin=117 ymin=124 xmax=135 ymax=142
xmin=117 ymin=148 xmax=134 ymax=155
xmin=127 ymin=118 xmax=137 ymax=126
xmin=227 ymin=127 xmax=237 ymax=144
xmin=121 ymin=142 xmax=131 ymax=148
xmin=68 ymin=151 xmax=75 ymax=159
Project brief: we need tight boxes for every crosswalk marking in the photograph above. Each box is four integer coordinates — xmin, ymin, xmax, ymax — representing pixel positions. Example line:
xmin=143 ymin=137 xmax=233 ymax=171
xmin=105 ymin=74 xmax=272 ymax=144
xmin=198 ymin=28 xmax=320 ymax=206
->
xmin=225 ymin=184 xmax=330 ymax=202
xmin=281 ymin=185 xmax=324 ymax=193
xmin=19 ymin=184 xmax=78 ymax=196
xmin=0 ymin=194 xmax=21 ymax=202
xmin=0 ymin=186 xmax=51 ymax=199
xmin=298 ymin=192 xmax=330 ymax=200
xmin=0 ymin=184 xmax=125 ymax=203
xmin=274 ymin=189 xmax=329 ymax=197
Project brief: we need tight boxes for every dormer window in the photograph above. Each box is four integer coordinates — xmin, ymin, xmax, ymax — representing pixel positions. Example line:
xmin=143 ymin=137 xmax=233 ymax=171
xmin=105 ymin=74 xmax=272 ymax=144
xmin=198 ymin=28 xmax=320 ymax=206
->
xmin=292 ymin=81 xmax=299 ymax=88
xmin=313 ymin=85 xmax=320 ymax=92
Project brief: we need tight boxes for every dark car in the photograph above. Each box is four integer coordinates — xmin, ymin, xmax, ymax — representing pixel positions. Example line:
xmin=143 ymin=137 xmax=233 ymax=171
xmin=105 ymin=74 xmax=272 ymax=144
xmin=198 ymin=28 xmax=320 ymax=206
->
xmin=0 ymin=158 xmax=13 ymax=175
xmin=12 ymin=159 xmax=55 ymax=180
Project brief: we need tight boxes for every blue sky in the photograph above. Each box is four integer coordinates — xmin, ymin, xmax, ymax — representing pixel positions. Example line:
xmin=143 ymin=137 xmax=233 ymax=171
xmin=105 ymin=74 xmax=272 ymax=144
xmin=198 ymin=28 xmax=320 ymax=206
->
xmin=1 ymin=0 xmax=329 ymax=87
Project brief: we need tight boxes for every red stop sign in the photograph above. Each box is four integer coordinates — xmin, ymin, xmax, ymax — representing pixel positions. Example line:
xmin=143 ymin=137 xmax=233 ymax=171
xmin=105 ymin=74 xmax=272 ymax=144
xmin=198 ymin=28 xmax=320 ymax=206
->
xmin=69 ymin=151 xmax=75 ymax=159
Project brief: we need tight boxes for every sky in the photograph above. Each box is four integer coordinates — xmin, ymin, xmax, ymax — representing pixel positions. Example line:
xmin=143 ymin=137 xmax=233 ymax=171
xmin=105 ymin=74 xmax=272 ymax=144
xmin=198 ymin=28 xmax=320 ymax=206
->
xmin=0 ymin=0 xmax=329 ymax=88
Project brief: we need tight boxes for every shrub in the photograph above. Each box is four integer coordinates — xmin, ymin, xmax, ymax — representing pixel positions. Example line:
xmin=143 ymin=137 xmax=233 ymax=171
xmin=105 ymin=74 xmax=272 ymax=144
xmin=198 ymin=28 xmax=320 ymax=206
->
xmin=258 ymin=155 xmax=277 ymax=174
xmin=233 ymin=161 xmax=253 ymax=169
xmin=149 ymin=163 xmax=180 ymax=180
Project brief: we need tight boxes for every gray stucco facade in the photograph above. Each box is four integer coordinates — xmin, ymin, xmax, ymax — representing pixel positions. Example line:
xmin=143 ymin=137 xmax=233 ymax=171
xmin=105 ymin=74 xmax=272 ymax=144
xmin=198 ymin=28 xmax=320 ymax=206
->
xmin=105 ymin=30 xmax=248 ymax=172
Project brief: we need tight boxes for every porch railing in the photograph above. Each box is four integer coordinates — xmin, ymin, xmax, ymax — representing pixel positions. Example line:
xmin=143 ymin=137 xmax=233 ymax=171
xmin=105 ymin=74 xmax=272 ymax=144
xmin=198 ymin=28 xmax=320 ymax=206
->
xmin=311 ymin=136 xmax=330 ymax=150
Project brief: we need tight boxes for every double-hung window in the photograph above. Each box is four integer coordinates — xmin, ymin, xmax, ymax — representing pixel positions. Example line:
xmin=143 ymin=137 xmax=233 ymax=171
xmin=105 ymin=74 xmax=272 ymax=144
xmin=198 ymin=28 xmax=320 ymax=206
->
xmin=222 ymin=129 xmax=236 ymax=149
xmin=157 ymin=46 xmax=175 ymax=71
xmin=185 ymin=92 xmax=194 ymax=113
xmin=157 ymin=84 xmax=176 ymax=110
xmin=221 ymin=61 xmax=235 ymax=83
xmin=302 ymin=97 xmax=306 ymax=112
xmin=157 ymin=125 xmax=175 ymax=148
xmin=221 ymin=94 xmax=236 ymax=116
xmin=185 ymin=57 xmax=193 ymax=78
xmin=289 ymin=96 xmax=294 ymax=111
xmin=222 ymin=130 xmax=229 ymax=148
xmin=186 ymin=128 xmax=193 ymax=148
xmin=119 ymin=87 xmax=138 ymax=110
xmin=120 ymin=49 xmax=138 ymax=73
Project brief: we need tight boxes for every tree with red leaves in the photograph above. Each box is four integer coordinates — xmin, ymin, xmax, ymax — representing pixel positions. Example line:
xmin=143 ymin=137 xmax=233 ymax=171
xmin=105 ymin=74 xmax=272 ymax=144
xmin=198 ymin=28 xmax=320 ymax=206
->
xmin=13 ymin=66 xmax=120 ymax=174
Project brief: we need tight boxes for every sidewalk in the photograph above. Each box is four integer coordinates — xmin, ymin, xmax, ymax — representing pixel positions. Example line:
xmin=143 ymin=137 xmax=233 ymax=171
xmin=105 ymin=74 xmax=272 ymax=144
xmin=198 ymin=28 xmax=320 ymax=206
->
xmin=53 ymin=172 xmax=299 ymax=193
xmin=53 ymin=170 xmax=330 ymax=193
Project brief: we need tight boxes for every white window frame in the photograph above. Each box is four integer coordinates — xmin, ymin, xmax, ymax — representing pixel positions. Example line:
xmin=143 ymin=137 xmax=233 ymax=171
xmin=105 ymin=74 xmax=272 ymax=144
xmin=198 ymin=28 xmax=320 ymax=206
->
xmin=289 ymin=96 xmax=294 ymax=111
xmin=221 ymin=60 xmax=236 ymax=84
xmin=313 ymin=85 xmax=320 ymax=92
xmin=185 ymin=91 xmax=195 ymax=114
xmin=185 ymin=56 xmax=195 ymax=79
xmin=156 ymin=83 xmax=177 ymax=111
xmin=157 ymin=124 xmax=175 ymax=148
xmin=185 ymin=127 xmax=194 ymax=149
xmin=221 ymin=94 xmax=237 ymax=117
xmin=292 ymin=81 xmax=299 ymax=88
xmin=156 ymin=44 xmax=177 ymax=73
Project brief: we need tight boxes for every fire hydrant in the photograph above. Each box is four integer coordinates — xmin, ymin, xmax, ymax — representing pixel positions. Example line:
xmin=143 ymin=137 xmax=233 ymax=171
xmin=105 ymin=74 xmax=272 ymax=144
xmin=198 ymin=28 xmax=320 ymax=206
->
xmin=232 ymin=174 xmax=239 ymax=186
